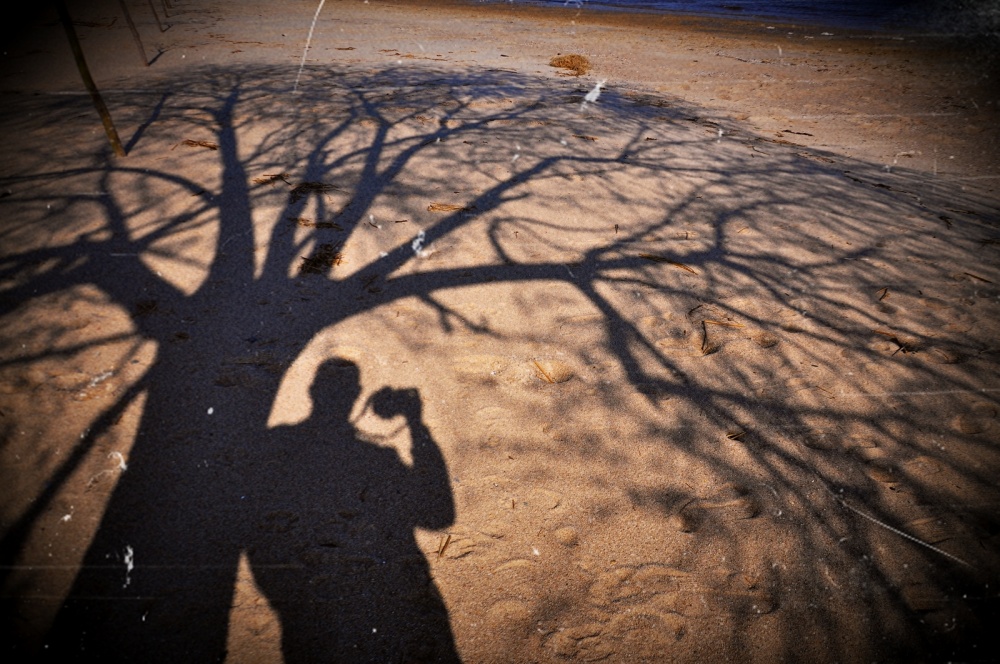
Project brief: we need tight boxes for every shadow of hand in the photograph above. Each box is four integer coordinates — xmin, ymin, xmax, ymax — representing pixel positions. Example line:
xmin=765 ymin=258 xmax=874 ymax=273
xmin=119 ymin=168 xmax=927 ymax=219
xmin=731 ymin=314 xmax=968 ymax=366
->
xmin=371 ymin=386 xmax=422 ymax=421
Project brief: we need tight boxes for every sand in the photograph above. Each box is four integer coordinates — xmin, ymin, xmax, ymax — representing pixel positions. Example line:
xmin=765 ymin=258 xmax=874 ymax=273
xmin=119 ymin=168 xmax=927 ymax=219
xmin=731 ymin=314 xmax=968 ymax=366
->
xmin=1 ymin=0 xmax=999 ymax=661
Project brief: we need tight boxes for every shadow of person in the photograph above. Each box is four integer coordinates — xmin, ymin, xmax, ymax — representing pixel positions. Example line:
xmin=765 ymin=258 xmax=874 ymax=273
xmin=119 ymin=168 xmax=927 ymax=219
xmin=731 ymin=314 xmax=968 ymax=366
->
xmin=245 ymin=359 xmax=459 ymax=663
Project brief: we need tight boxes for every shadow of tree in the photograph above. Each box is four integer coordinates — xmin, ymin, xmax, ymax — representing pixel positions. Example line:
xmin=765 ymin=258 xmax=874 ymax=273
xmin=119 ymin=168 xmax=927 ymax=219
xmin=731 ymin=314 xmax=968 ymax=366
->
xmin=1 ymin=61 xmax=998 ymax=662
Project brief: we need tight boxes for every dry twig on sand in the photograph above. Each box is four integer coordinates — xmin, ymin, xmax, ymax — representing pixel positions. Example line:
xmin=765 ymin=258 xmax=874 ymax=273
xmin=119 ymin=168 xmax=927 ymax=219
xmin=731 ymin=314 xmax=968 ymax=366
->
xmin=873 ymin=329 xmax=918 ymax=355
xmin=178 ymin=139 xmax=219 ymax=150
xmin=252 ymin=173 xmax=291 ymax=186
xmin=288 ymin=217 xmax=343 ymax=230
xmin=639 ymin=253 xmax=699 ymax=274
xmin=703 ymin=319 xmax=743 ymax=328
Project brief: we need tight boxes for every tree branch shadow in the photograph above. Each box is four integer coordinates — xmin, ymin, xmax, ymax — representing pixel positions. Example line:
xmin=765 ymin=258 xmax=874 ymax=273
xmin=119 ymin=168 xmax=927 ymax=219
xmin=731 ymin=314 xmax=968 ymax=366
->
xmin=0 ymin=61 xmax=998 ymax=661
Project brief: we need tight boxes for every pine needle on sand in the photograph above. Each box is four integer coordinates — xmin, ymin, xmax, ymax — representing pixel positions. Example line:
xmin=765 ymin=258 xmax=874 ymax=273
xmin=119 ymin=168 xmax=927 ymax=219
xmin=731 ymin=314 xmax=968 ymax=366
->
xmin=252 ymin=173 xmax=291 ymax=186
xmin=178 ymin=139 xmax=219 ymax=150
xmin=428 ymin=202 xmax=475 ymax=212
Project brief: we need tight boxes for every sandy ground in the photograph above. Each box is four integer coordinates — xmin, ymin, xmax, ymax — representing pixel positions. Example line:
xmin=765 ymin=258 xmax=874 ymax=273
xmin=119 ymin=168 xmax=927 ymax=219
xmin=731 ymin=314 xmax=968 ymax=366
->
xmin=1 ymin=0 xmax=999 ymax=662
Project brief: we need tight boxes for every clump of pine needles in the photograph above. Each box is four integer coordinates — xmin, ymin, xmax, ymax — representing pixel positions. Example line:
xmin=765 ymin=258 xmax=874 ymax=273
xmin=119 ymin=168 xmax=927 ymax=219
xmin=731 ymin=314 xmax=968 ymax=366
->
xmin=290 ymin=181 xmax=341 ymax=203
xmin=299 ymin=243 xmax=343 ymax=274
xmin=549 ymin=54 xmax=591 ymax=76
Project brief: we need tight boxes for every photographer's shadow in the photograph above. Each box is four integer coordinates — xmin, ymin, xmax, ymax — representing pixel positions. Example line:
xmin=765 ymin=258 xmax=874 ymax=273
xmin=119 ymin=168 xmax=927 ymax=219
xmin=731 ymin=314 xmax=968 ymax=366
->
xmin=245 ymin=358 xmax=459 ymax=662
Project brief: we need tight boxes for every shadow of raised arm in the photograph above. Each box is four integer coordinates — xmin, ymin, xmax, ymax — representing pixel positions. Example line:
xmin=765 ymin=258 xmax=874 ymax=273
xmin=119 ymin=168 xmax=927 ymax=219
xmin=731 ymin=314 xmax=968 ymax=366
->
xmin=372 ymin=386 xmax=455 ymax=530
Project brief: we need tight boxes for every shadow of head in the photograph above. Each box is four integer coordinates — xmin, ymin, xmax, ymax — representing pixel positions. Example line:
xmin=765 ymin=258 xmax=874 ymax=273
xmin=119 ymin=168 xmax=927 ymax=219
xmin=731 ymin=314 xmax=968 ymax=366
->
xmin=309 ymin=357 xmax=361 ymax=423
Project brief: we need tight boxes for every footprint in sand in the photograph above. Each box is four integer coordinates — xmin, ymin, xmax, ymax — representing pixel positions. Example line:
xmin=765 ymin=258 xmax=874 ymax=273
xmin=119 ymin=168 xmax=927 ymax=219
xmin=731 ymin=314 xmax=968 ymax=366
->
xmin=438 ymin=533 xmax=480 ymax=559
xmin=671 ymin=484 xmax=759 ymax=532
xmin=526 ymin=487 xmax=564 ymax=510
xmin=953 ymin=402 xmax=997 ymax=434
xmin=843 ymin=436 xmax=878 ymax=451
xmin=900 ymin=582 xmax=950 ymax=612
xmin=851 ymin=447 xmax=899 ymax=484
xmin=751 ymin=331 xmax=779 ymax=348
xmin=606 ymin=611 xmax=686 ymax=655
xmin=560 ymin=313 xmax=606 ymax=335
xmin=634 ymin=382 xmax=674 ymax=399
xmin=904 ymin=454 xmax=945 ymax=479
xmin=639 ymin=314 xmax=672 ymax=331
xmin=653 ymin=326 xmax=694 ymax=349
xmin=588 ymin=565 xmax=691 ymax=606
xmin=554 ymin=526 xmax=580 ymax=547
xmin=876 ymin=301 xmax=898 ymax=315
xmin=588 ymin=564 xmax=774 ymax=621
xmin=691 ymin=570 xmax=777 ymax=616
xmin=912 ymin=295 xmax=977 ymax=333
xmin=923 ymin=345 xmax=965 ymax=364
xmin=453 ymin=354 xmax=508 ymax=384
xmin=546 ymin=623 xmax=612 ymax=660
xmin=904 ymin=515 xmax=959 ymax=545
xmin=474 ymin=405 xmax=515 ymax=446
xmin=801 ymin=428 xmax=843 ymax=451
xmin=467 ymin=97 xmax=516 ymax=109
xmin=919 ymin=297 xmax=951 ymax=310
xmin=493 ymin=559 xmax=536 ymax=575
xmin=548 ymin=615 xmax=684 ymax=660
xmin=654 ymin=327 xmax=722 ymax=357
xmin=485 ymin=599 xmax=536 ymax=635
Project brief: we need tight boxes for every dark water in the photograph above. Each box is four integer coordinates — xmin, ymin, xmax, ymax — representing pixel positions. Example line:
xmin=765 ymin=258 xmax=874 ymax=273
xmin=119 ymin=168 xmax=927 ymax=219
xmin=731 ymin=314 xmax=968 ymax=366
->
xmin=479 ymin=0 xmax=1000 ymax=33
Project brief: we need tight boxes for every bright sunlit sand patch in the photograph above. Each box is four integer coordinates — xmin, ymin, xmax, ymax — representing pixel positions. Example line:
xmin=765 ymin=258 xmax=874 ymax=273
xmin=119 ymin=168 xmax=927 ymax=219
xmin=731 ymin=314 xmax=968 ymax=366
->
xmin=226 ymin=552 xmax=283 ymax=664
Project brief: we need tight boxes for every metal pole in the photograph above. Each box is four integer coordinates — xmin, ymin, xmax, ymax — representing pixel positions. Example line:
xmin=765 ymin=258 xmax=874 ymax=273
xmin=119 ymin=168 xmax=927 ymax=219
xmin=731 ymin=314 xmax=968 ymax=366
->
xmin=54 ymin=0 xmax=127 ymax=157
xmin=117 ymin=0 xmax=149 ymax=66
